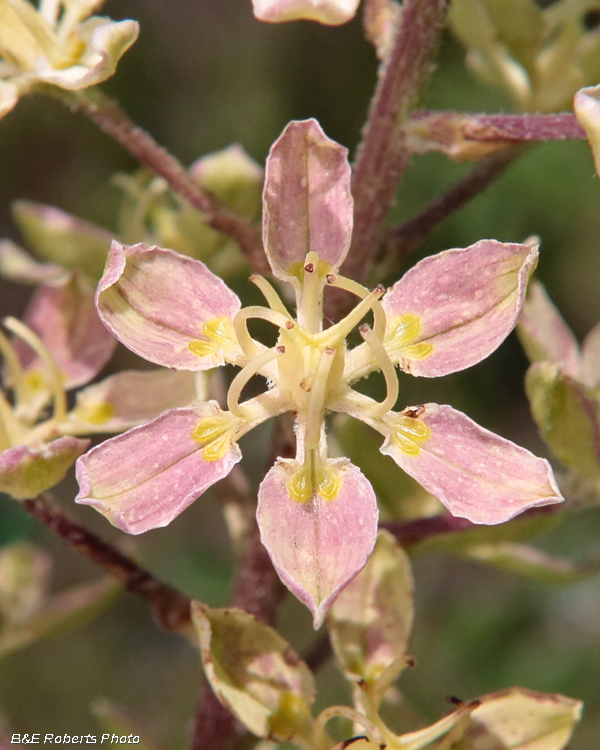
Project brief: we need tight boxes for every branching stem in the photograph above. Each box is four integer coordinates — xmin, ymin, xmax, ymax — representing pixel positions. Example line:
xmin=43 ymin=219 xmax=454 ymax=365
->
xmin=47 ymin=87 xmax=267 ymax=273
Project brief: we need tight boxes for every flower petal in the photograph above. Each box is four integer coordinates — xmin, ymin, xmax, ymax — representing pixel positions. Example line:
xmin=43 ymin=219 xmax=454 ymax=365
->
xmin=67 ymin=369 xmax=199 ymax=433
xmin=518 ymin=280 xmax=580 ymax=377
xmin=257 ymin=457 xmax=378 ymax=628
xmin=17 ymin=272 xmax=116 ymax=389
xmin=192 ymin=603 xmax=316 ymax=740
xmin=0 ymin=239 xmax=66 ymax=285
xmin=75 ymin=404 xmax=241 ymax=534
xmin=525 ymin=362 xmax=600 ymax=481
xmin=574 ymin=84 xmax=600 ymax=178
xmin=382 ymin=240 xmax=538 ymax=377
xmin=252 ymin=0 xmax=360 ymax=24
xmin=12 ymin=200 xmax=113 ymax=280
xmin=263 ymin=120 xmax=353 ymax=280
xmin=381 ymin=404 xmax=563 ymax=524
xmin=34 ymin=19 xmax=139 ymax=90
xmin=0 ymin=437 xmax=89 ymax=500
xmin=328 ymin=530 xmax=414 ymax=699
xmin=96 ymin=242 xmax=242 ymax=370
xmin=0 ymin=79 xmax=19 ymax=121
xmin=581 ymin=320 xmax=600 ymax=390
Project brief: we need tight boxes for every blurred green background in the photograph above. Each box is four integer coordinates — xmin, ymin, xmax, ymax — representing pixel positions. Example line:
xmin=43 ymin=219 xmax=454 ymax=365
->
xmin=1 ymin=0 xmax=600 ymax=746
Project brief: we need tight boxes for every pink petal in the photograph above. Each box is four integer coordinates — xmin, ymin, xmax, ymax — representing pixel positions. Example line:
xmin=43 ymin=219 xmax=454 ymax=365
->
xmin=0 ymin=437 xmax=89 ymax=500
xmin=257 ymin=458 xmax=378 ymax=628
xmin=75 ymin=405 xmax=241 ymax=534
xmin=518 ymin=281 xmax=581 ymax=377
xmin=18 ymin=273 xmax=116 ymax=389
xmin=574 ymin=84 xmax=600 ymax=177
xmin=381 ymin=404 xmax=563 ymax=524
xmin=96 ymin=242 xmax=241 ymax=370
xmin=69 ymin=369 xmax=198 ymax=432
xmin=253 ymin=0 xmax=360 ymax=24
xmin=263 ymin=120 xmax=353 ymax=280
xmin=383 ymin=241 xmax=538 ymax=377
xmin=581 ymin=321 xmax=600 ymax=389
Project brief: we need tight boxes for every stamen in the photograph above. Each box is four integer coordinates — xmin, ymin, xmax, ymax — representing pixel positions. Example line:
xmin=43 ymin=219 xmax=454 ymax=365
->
xmin=305 ymin=347 xmax=336 ymax=449
xmin=0 ymin=327 xmax=28 ymax=405
xmin=233 ymin=305 xmax=292 ymax=359
xmin=0 ymin=390 xmax=19 ymax=450
xmin=4 ymin=317 xmax=67 ymax=427
xmin=249 ymin=274 xmax=291 ymax=316
xmin=318 ymin=286 xmax=385 ymax=348
xmin=359 ymin=324 xmax=398 ymax=417
xmin=226 ymin=345 xmax=285 ymax=419
xmin=39 ymin=0 xmax=61 ymax=26
xmin=314 ymin=705 xmax=382 ymax=742
xmin=298 ymin=251 xmax=325 ymax=334
xmin=327 ymin=274 xmax=387 ymax=341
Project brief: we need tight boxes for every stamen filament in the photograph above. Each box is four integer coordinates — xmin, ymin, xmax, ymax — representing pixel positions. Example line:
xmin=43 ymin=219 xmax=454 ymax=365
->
xmin=305 ymin=347 xmax=336 ymax=449
xmin=298 ymin=251 xmax=323 ymax=334
xmin=0 ymin=327 xmax=28 ymax=405
xmin=359 ymin=324 xmax=399 ymax=417
xmin=318 ymin=286 xmax=385 ymax=348
xmin=0 ymin=390 xmax=20 ymax=449
xmin=233 ymin=305 xmax=292 ymax=359
xmin=327 ymin=274 xmax=387 ymax=341
xmin=314 ymin=705 xmax=382 ymax=743
xmin=4 ymin=317 xmax=67 ymax=427
xmin=227 ymin=345 xmax=285 ymax=419
xmin=250 ymin=274 xmax=291 ymax=316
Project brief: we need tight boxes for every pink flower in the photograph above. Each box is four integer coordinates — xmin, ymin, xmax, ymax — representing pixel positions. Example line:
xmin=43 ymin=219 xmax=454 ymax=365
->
xmin=0 ymin=272 xmax=197 ymax=499
xmin=75 ymin=119 xmax=563 ymax=626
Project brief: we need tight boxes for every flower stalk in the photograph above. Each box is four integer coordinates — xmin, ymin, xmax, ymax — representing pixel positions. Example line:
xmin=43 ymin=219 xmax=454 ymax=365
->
xmin=51 ymin=87 xmax=267 ymax=273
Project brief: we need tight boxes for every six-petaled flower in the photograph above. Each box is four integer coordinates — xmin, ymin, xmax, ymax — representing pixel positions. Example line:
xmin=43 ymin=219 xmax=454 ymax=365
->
xmin=75 ymin=119 xmax=563 ymax=626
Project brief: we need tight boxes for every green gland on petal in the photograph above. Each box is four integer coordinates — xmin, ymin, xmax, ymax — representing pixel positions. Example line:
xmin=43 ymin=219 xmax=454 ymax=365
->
xmin=188 ymin=316 xmax=237 ymax=358
xmin=388 ymin=410 xmax=431 ymax=456
xmin=288 ymin=450 xmax=342 ymax=503
xmin=192 ymin=411 xmax=238 ymax=461
xmin=74 ymin=401 xmax=115 ymax=426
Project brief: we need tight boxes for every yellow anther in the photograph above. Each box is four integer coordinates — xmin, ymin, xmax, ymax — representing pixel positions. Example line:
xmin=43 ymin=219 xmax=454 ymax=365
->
xmin=201 ymin=432 xmax=231 ymax=461
xmin=75 ymin=401 xmax=115 ymax=425
xmin=317 ymin=467 xmax=341 ymax=500
xmin=192 ymin=412 xmax=237 ymax=462
xmin=403 ymin=342 xmax=433 ymax=359
xmin=288 ymin=451 xmax=342 ymax=503
xmin=387 ymin=313 xmax=421 ymax=347
xmin=188 ymin=316 xmax=236 ymax=358
xmin=24 ymin=369 xmax=45 ymax=393
xmin=389 ymin=414 xmax=431 ymax=456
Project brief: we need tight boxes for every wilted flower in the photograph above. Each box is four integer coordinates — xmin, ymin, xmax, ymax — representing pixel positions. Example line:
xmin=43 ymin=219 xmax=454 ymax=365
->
xmin=0 ymin=0 xmax=139 ymax=120
xmin=75 ymin=119 xmax=563 ymax=626
xmin=0 ymin=272 xmax=197 ymax=499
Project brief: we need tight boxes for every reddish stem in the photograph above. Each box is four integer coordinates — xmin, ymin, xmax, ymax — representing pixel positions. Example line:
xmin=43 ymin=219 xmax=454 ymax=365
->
xmin=52 ymin=87 xmax=268 ymax=273
xmin=23 ymin=494 xmax=192 ymax=633
xmin=341 ymin=0 xmax=450 ymax=285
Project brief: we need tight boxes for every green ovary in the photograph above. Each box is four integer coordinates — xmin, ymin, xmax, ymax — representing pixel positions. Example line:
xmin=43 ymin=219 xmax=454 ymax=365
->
xmin=390 ymin=415 xmax=431 ymax=456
